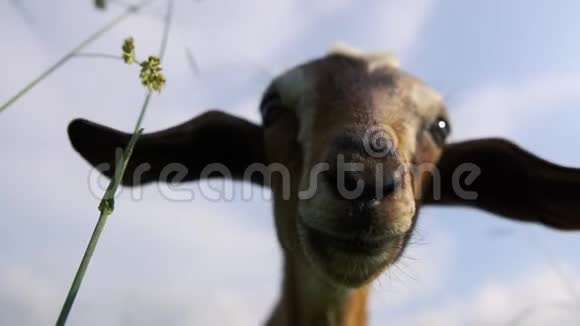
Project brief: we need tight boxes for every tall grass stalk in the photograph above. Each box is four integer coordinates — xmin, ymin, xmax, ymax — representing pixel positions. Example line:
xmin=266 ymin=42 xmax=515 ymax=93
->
xmin=55 ymin=1 xmax=174 ymax=325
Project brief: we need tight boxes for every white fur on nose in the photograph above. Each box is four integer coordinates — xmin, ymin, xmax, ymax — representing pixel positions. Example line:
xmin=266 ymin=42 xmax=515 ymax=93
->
xmin=329 ymin=42 xmax=400 ymax=70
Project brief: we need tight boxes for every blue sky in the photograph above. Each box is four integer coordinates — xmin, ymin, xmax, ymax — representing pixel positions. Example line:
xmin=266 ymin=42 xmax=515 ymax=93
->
xmin=1 ymin=0 xmax=579 ymax=325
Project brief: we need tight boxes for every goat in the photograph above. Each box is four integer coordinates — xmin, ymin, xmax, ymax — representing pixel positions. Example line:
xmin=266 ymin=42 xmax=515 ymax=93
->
xmin=67 ymin=46 xmax=580 ymax=326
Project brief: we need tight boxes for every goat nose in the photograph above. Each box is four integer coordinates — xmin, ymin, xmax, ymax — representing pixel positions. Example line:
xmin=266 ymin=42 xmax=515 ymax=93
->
xmin=342 ymin=169 xmax=402 ymax=203
xmin=325 ymin=133 xmax=403 ymax=204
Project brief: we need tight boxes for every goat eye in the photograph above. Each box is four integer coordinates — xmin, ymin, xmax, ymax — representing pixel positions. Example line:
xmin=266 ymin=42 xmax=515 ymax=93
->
xmin=429 ymin=117 xmax=451 ymax=145
xmin=260 ymin=94 xmax=284 ymax=126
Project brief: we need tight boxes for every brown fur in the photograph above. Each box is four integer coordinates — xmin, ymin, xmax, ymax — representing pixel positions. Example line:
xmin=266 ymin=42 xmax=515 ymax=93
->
xmin=261 ymin=52 xmax=447 ymax=325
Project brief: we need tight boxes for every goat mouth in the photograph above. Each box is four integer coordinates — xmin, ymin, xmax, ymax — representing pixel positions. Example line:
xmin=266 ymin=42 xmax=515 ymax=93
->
xmin=298 ymin=221 xmax=403 ymax=287
xmin=302 ymin=224 xmax=393 ymax=257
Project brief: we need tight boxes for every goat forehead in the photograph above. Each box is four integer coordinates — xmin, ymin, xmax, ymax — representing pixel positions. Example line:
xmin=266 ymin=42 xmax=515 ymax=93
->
xmin=273 ymin=54 xmax=443 ymax=118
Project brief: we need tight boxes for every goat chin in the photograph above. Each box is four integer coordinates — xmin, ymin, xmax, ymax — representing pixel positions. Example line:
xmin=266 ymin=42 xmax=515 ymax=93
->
xmin=297 ymin=219 xmax=405 ymax=288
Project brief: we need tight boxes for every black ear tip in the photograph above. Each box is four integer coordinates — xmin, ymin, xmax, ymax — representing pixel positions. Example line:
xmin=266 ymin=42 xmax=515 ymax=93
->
xmin=67 ymin=118 xmax=107 ymax=156
xmin=67 ymin=119 xmax=89 ymax=149
xmin=68 ymin=118 xmax=89 ymax=137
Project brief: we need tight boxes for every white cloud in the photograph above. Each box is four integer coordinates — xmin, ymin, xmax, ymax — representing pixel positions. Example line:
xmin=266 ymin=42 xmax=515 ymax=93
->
xmin=0 ymin=263 xmax=277 ymax=326
xmin=371 ymin=0 xmax=435 ymax=59
xmin=450 ymin=73 xmax=580 ymax=141
xmin=0 ymin=266 xmax=60 ymax=326
xmin=394 ymin=267 xmax=580 ymax=326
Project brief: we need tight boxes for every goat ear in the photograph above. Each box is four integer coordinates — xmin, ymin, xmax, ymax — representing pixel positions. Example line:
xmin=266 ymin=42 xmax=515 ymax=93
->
xmin=423 ymin=138 xmax=580 ymax=230
xmin=68 ymin=110 xmax=265 ymax=186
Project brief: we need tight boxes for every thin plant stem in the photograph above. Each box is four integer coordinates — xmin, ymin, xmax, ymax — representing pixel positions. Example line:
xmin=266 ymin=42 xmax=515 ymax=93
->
xmin=55 ymin=0 xmax=173 ymax=325
xmin=109 ymin=0 xmax=148 ymax=12
xmin=10 ymin=0 xmax=35 ymax=25
xmin=54 ymin=108 xmax=147 ymax=326
xmin=73 ymin=53 xmax=124 ymax=61
xmin=0 ymin=0 xmax=157 ymax=114
xmin=158 ymin=0 xmax=174 ymax=60
xmin=185 ymin=46 xmax=200 ymax=77
xmin=73 ymin=53 xmax=143 ymax=65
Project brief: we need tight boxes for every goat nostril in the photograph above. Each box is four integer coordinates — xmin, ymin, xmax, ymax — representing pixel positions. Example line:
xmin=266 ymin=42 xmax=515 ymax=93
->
xmin=336 ymin=169 xmax=401 ymax=203
xmin=381 ymin=173 xmax=401 ymax=198
xmin=360 ymin=172 xmax=400 ymax=203
xmin=343 ymin=170 xmax=362 ymax=195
